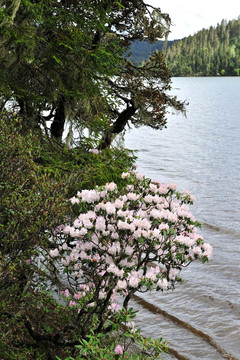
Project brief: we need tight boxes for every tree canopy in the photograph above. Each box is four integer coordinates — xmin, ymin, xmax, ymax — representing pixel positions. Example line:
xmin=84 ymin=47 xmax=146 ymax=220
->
xmin=0 ymin=0 xmax=184 ymax=148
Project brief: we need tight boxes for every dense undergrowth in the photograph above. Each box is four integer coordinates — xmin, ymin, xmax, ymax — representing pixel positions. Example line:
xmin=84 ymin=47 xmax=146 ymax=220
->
xmin=0 ymin=112 xmax=212 ymax=360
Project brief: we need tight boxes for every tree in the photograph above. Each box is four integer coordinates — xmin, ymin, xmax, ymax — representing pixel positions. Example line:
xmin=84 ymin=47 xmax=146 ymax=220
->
xmin=0 ymin=0 xmax=184 ymax=148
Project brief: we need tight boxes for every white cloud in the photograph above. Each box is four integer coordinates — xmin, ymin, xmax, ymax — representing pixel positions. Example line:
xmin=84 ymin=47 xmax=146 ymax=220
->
xmin=147 ymin=0 xmax=240 ymax=39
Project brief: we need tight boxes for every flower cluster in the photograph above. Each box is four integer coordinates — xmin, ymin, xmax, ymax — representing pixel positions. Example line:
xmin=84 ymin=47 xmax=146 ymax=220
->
xmin=50 ymin=171 xmax=212 ymax=323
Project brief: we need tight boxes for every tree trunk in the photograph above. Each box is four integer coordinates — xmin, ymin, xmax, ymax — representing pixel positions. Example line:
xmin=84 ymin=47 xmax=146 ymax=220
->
xmin=99 ymin=105 xmax=137 ymax=149
xmin=50 ymin=97 xmax=66 ymax=140
xmin=18 ymin=99 xmax=41 ymax=135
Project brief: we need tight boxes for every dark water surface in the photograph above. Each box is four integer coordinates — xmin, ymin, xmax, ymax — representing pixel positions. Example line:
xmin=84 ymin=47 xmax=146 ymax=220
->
xmin=125 ymin=77 xmax=240 ymax=360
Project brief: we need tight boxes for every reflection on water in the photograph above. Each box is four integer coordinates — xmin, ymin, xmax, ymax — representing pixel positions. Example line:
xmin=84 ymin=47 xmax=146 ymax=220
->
xmin=125 ymin=77 xmax=240 ymax=360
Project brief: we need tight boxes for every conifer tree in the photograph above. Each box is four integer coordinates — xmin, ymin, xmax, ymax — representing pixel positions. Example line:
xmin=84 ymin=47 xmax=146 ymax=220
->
xmin=0 ymin=0 xmax=184 ymax=147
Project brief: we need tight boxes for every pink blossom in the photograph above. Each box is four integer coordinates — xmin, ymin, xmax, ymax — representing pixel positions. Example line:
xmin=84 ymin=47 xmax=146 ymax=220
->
xmin=169 ymin=268 xmax=179 ymax=280
xmin=128 ymin=271 xmax=141 ymax=288
xmin=159 ymin=223 xmax=169 ymax=231
xmin=62 ymin=243 xmax=68 ymax=250
xmin=79 ymin=189 xmax=100 ymax=203
xmin=95 ymin=216 xmax=106 ymax=232
xmin=98 ymin=291 xmax=106 ymax=299
xmin=108 ymin=241 xmax=121 ymax=255
xmin=115 ymin=198 xmax=124 ymax=209
xmin=117 ymin=279 xmax=127 ymax=290
xmin=90 ymin=148 xmax=99 ymax=154
xmin=111 ymin=232 xmax=119 ymax=239
xmin=127 ymin=192 xmax=139 ymax=201
xmin=69 ymin=300 xmax=77 ymax=307
xmin=104 ymin=202 xmax=116 ymax=215
xmin=168 ymin=183 xmax=178 ymax=191
xmin=114 ymin=344 xmax=124 ymax=355
xmin=87 ymin=302 xmax=95 ymax=307
xmin=158 ymin=185 xmax=168 ymax=194
xmin=63 ymin=289 xmax=70 ymax=297
xmin=109 ymin=302 xmax=121 ymax=312
xmin=107 ymin=263 xmax=124 ymax=278
xmin=149 ymin=183 xmax=158 ymax=193
xmin=49 ymin=248 xmax=59 ymax=258
xmin=125 ymin=245 xmax=134 ymax=256
xmin=82 ymin=220 xmax=92 ymax=229
xmin=70 ymin=196 xmax=79 ymax=205
xmin=79 ymin=227 xmax=88 ymax=236
xmin=157 ymin=278 xmax=168 ymax=289
xmin=126 ymin=184 xmax=134 ymax=191
xmin=105 ymin=182 xmax=117 ymax=191
xmin=121 ymin=172 xmax=130 ymax=179
xmin=145 ymin=266 xmax=160 ymax=281
xmin=202 ymin=243 xmax=213 ymax=258
xmin=144 ymin=194 xmax=154 ymax=203
xmin=150 ymin=208 xmax=162 ymax=219
xmin=136 ymin=173 xmax=144 ymax=180
xmin=63 ymin=225 xmax=73 ymax=235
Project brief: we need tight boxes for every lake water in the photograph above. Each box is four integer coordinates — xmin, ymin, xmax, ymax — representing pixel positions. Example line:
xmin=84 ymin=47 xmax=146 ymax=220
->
xmin=125 ymin=77 xmax=240 ymax=360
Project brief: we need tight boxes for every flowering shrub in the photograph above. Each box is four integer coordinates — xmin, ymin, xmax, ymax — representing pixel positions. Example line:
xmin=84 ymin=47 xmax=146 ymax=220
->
xmin=50 ymin=171 xmax=212 ymax=339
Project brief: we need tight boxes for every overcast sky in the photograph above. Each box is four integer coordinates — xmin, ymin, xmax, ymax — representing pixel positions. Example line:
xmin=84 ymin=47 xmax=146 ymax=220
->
xmin=148 ymin=0 xmax=240 ymax=40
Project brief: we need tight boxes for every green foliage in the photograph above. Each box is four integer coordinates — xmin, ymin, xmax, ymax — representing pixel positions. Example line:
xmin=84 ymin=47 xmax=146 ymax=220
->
xmin=0 ymin=0 xmax=184 ymax=147
xmin=57 ymin=308 xmax=168 ymax=360
xmin=38 ymin=143 xmax=137 ymax=197
xmin=0 ymin=111 xmax=69 ymax=253
xmin=0 ymin=111 xmax=72 ymax=359
xmin=0 ymin=111 xmax=136 ymax=359
xmin=165 ymin=17 xmax=240 ymax=76
xmin=0 ymin=0 xmax=123 ymax=134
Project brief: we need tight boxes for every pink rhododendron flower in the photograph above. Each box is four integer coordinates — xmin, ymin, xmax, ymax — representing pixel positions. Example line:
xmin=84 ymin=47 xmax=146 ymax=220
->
xmin=168 ymin=183 xmax=178 ymax=191
xmin=69 ymin=300 xmax=77 ymax=307
xmin=117 ymin=279 xmax=127 ymax=290
xmin=90 ymin=148 xmax=99 ymax=154
xmin=136 ymin=173 xmax=144 ymax=180
xmin=105 ymin=182 xmax=117 ymax=191
xmin=114 ymin=344 xmax=124 ymax=355
xmin=121 ymin=172 xmax=130 ymax=179
xmin=108 ymin=302 xmax=121 ymax=312
xmin=63 ymin=289 xmax=70 ymax=297
xmin=73 ymin=292 xmax=82 ymax=300
xmin=157 ymin=278 xmax=168 ymax=289
xmin=70 ymin=196 xmax=79 ymax=204
xmin=95 ymin=216 xmax=106 ymax=232
xmin=169 ymin=268 xmax=179 ymax=280
xmin=127 ymin=192 xmax=139 ymax=201
xmin=49 ymin=248 xmax=59 ymax=258
xmin=202 ymin=243 xmax=213 ymax=258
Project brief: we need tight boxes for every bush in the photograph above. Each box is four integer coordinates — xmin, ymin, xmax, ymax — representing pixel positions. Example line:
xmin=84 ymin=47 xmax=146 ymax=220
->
xmin=0 ymin=112 xmax=71 ymax=359
xmin=49 ymin=170 xmax=212 ymax=358
xmin=0 ymin=111 xmax=136 ymax=359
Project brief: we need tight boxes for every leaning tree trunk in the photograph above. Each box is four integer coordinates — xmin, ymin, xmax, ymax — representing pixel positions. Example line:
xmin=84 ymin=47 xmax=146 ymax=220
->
xmin=99 ymin=105 xmax=137 ymax=149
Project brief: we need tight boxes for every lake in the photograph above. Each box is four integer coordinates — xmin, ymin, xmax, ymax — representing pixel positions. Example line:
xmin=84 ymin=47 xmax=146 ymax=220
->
xmin=125 ymin=77 xmax=240 ymax=360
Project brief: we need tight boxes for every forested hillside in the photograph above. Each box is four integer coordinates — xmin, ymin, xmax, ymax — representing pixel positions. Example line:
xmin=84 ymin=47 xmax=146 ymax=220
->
xmin=166 ymin=18 xmax=240 ymax=76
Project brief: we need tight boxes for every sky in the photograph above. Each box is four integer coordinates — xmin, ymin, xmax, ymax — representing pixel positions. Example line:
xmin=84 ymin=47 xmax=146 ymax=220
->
xmin=148 ymin=0 xmax=240 ymax=40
